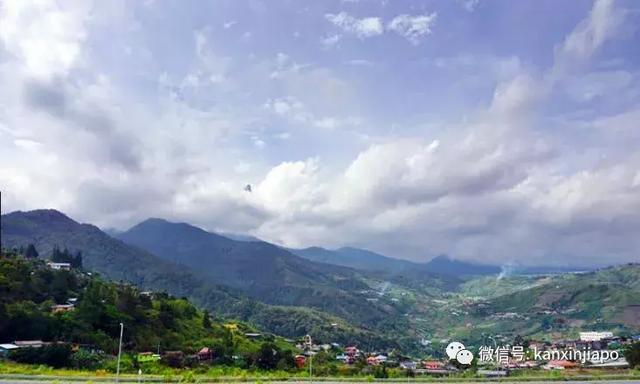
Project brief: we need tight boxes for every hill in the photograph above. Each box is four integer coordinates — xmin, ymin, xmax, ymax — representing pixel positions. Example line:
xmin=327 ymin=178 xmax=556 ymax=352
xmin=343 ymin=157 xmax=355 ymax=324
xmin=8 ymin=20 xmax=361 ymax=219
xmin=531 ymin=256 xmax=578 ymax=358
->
xmin=117 ymin=219 xmax=368 ymax=302
xmin=291 ymin=246 xmax=418 ymax=273
xmin=0 ymin=210 xmax=397 ymax=350
xmin=116 ymin=219 xmax=413 ymax=337
xmin=291 ymin=247 xmax=499 ymax=278
xmin=436 ymin=264 xmax=640 ymax=346
xmin=0 ymin=249 xmax=300 ymax=370
xmin=423 ymin=255 xmax=501 ymax=276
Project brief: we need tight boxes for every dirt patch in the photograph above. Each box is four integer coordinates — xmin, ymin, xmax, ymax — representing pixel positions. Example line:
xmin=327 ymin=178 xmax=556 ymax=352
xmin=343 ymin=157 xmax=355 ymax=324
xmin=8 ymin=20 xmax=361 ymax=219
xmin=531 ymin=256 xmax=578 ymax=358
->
xmin=535 ymin=291 xmax=565 ymax=307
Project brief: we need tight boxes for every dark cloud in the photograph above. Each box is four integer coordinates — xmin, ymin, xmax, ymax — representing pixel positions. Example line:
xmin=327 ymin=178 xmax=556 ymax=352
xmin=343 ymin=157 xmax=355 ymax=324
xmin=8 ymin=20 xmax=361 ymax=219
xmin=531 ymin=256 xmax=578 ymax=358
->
xmin=22 ymin=78 xmax=141 ymax=170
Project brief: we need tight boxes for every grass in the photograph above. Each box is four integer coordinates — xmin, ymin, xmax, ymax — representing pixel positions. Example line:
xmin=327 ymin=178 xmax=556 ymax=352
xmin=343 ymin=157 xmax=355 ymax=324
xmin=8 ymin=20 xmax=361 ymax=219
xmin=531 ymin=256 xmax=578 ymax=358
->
xmin=2 ymin=362 xmax=640 ymax=382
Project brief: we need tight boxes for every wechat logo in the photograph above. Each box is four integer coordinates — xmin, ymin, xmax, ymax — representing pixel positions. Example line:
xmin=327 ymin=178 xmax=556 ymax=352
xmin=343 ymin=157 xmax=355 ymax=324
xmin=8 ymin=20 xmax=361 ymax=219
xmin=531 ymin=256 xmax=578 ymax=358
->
xmin=446 ymin=341 xmax=474 ymax=365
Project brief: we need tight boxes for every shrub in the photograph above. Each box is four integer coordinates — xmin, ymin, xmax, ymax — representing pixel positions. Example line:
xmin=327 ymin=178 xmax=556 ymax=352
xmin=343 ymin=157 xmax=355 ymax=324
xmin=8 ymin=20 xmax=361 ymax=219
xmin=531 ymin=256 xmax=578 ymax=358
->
xmin=11 ymin=344 xmax=73 ymax=368
xmin=624 ymin=342 xmax=640 ymax=369
xmin=71 ymin=349 xmax=103 ymax=370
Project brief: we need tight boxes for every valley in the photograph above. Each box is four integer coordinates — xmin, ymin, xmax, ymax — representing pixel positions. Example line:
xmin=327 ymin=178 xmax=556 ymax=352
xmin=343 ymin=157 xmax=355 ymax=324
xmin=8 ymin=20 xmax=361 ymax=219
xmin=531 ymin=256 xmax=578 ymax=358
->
xmin=2 ymin=209 xmax=639 ymax=358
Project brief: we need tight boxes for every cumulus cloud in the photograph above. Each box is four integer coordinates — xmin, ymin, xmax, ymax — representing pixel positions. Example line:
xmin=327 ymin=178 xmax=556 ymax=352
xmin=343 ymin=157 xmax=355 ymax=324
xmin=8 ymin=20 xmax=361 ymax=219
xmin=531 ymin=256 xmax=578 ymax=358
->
xmin=0 ymin=0 xmax=90 ymax=78
xmin=325 ymin=12 xmax=383 ymax=38
xmin=324 ymin=11 xmax=437 ymax=45
xmin=1 ymin=0 xmax=639 ymax=268
xmin=387 ymin=13 xmax=437 ymax=45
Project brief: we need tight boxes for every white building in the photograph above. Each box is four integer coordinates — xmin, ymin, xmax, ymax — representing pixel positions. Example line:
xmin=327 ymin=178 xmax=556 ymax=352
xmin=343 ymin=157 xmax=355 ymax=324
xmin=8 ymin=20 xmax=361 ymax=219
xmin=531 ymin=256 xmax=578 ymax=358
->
xmin=579 ymin=331 xmax=613 ymax=341
xmin=375 ymin=354 xmax=388 ymax=363
xmin=47 ymin=262 xmax=71 ymax=271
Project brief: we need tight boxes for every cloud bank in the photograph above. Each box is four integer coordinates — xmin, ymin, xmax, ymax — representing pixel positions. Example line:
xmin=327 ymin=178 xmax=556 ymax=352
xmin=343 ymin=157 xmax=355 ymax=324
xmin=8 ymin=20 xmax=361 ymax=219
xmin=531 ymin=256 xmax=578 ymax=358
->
xmin=1 ymin=0 xmax=639 ymax=267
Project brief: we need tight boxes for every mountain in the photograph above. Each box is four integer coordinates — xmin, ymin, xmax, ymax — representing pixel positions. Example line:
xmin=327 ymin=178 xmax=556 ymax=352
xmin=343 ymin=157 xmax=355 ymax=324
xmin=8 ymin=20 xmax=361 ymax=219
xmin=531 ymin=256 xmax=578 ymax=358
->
xmin=423 ymin=255 xmax=501 ymax=276
xmin=0 ymin=210 xmax=397 ymax=350
xmin=0 ymin=210 xmax=243 ymax=308
xmin=291 ymin=246 xmax=418 ymax=273
xmin=292 ymin=247 xmax=500 ymax=278
xmin=461 ymin=263 xmax=640 ymax=342
xmin=217 ymin=232 xmax=263 ymax=242
xmin=116 ymin=218 xmax=402 ymax=328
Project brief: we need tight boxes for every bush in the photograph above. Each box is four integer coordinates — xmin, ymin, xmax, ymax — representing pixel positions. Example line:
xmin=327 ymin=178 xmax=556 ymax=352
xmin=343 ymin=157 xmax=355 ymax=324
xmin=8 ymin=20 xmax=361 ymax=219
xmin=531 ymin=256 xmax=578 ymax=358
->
xmin=71 ymin=349 xmax=103 ymax=370
xmin=624 ymin=342 xmax=640 ymax=369
xmin=373 ymin=365 xmax=388 ymax=379
xmin=11 ymin=344 xmax=73 ymax=368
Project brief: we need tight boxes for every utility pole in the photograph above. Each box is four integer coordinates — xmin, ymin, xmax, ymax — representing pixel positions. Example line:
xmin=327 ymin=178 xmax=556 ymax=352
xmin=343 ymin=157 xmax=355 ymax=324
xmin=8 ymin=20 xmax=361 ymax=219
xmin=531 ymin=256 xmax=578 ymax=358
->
xmin=1 ymin=190 xmax=3 ymax=251
xmin=304 ymin=334 xmax=313 ymax=382
xmin=116 ymin=323 xmax=124 ymax=384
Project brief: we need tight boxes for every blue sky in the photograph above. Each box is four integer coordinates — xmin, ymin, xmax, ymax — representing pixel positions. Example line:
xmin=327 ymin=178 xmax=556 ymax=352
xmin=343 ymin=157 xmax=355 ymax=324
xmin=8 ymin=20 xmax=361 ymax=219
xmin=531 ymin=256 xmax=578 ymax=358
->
xmin=1 ymin=0 xmax=639 ymax=266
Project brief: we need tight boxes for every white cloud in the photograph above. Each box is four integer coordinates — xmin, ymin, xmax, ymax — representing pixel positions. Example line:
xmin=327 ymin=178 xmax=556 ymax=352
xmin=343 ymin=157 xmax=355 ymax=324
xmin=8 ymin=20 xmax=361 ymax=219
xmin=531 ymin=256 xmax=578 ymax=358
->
xmin=264 ymin=97 xmax=306 ymax=118
xmin=252 ymin=136 xmax=266 ymax=149
xmin=388 ymin=13 xmax=437 ymax=45
xmin=461 ymin=0 xmax=480 ymax=12
xmin=313 ymin=116 xmax=361 ymax=130
xmin=1 ymin=0 xmax=639 ymax=268
xmin=325 ymin=12 xmax=383 ymax=38
xmin=223 ymin=20 xmax=237 ymax=29
xmin=554 ymin=0 xmax=625 ymax=75
xmin=0 ymin=0 xmax=91 ymax=78
xmin=321 ymin=34 xmax=341 ymax=48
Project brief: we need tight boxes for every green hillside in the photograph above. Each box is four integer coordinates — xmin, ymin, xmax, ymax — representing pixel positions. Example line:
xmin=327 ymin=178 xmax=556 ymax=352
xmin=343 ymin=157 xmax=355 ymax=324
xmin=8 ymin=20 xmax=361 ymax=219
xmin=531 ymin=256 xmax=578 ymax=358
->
xmin=0 ymin=210 xmax=399 ymax=351
xmin=440 ymin=265 xmax=640 ymax=345
xmin=4 ymin=209 xmax=638 ymax=356
xmin=0 ymin=249 xmax=298 ymax=371
xmin=117 ymin=218 xmax=399 ymax=328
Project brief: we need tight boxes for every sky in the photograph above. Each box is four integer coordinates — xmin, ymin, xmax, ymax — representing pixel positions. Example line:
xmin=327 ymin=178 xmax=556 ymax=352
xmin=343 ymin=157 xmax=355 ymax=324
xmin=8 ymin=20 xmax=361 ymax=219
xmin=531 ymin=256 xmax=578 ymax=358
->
xmin=1 ymin=0 xmax=639 ymax=267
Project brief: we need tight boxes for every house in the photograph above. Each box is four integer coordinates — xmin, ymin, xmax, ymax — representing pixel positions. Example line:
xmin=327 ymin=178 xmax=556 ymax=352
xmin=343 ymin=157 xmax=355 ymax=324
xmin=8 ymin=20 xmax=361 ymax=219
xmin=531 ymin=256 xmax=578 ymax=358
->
xmin=399 ymin=361 xmax=417 ymax=370
xmin=588 ymin=357 xmax=629 ymax=369
xmin=244 ymin=333 xmax=261 ymax=339
xmin=294 ymin=355 xmax=306 ymax=368
xmin=345 ymin=346 xmax=358 ymax=356
xmin=51 ymin=304 xmax=75 ymax=313
xmin=528 ymin=341 xmax=547 ymax=351
xmin=14 ymin=340 xmax=45 ymax=348
xmin=336 ymin=354 xmax=349 ymax=362
xmin=47 ymin=262 xmax=71 ymax=271
xmin=544 ymin=360 xmax=578 ymax=370
xmin=0 ymin=344 xmax=19 ymax=357
xmin=137 ymin=352 xmax=161 ymax=363
xmin=366 ymin=356 xmax=379 ymax=366
xmin=197 ymin=347 xmax=213 ymax=361
xmin=477 ymin=368 xmax=509 ymax=377
xmin=375 ymin=354 xmax=388 ymax=363
xmin=579 ymin=331 xmax=613 ymax=341
xmin=422 ymin=360 xmax=445 ymax=370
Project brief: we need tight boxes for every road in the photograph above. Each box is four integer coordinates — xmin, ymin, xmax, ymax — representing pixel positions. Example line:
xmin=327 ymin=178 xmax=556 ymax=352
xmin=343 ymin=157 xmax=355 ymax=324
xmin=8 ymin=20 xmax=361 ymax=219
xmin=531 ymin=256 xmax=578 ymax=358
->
xmin=2 ymin=381 xmax=640 ymax=384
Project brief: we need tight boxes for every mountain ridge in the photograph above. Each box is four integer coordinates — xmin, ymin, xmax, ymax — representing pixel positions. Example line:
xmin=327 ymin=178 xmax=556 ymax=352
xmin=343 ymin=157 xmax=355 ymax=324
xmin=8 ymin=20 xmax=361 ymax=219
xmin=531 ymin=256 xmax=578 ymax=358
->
xmin=116 ymin=217 xmax=406 ymax=329
xmin=0 ymin=209 xmax=399 ymax=350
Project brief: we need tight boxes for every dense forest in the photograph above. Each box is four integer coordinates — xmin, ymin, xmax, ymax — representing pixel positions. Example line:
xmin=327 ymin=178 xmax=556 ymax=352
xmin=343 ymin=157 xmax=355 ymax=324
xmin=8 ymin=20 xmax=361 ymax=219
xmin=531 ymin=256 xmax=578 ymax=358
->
xmin=0 ymin=248 xmax=298 ymax=371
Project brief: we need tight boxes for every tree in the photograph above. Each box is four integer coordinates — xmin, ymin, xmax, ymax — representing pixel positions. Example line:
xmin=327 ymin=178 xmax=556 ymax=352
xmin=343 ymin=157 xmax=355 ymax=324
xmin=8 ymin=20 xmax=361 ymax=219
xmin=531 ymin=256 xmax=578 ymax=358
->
xmin=73 ymin=251 xmax=83 ymax=268
xmin=624 ymin=342 xmax=640 ymax=368
xmin=373 ymin=364 xmax=388 ymax=379
xmin=11 ymin=344 xmax=73 ymax=368
xmin=51 ymin=247 xmax=82 ymax=268
xmin=24 ymin=244 xmax=39 ymax=259
xmin=257 ymin=342 xmax=280 ymax=370
xmin=202 ymin=310 xmax=212 ymax=328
